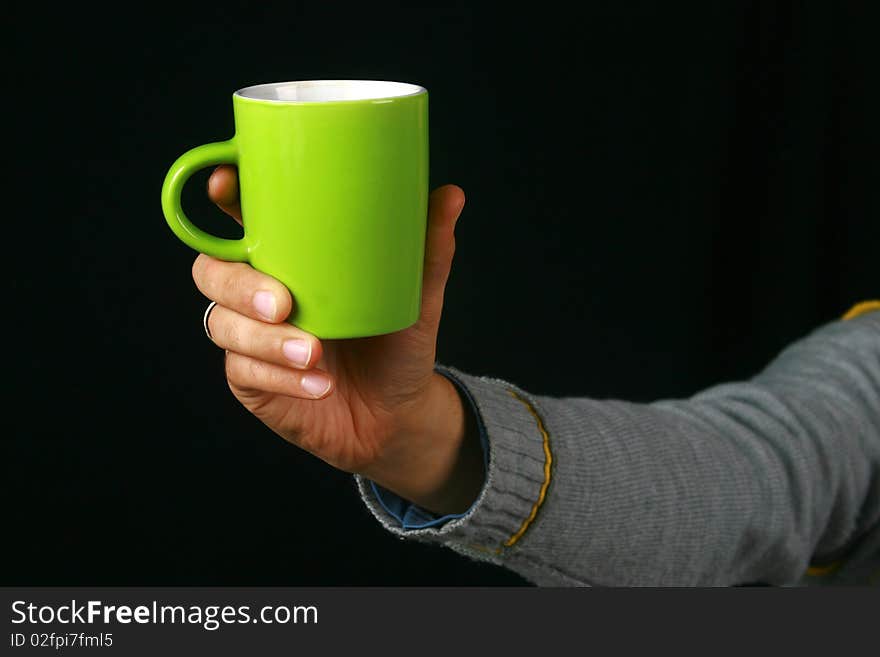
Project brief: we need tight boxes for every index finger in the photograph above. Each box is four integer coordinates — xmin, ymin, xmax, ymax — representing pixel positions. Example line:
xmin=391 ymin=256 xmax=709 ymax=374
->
xmin=207 ymin=165 xmax=242 ymax=225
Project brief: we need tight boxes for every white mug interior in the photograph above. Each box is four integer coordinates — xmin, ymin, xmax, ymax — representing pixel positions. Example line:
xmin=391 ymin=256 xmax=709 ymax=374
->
xmin=235 ymin=80 xmax=425 ymax=103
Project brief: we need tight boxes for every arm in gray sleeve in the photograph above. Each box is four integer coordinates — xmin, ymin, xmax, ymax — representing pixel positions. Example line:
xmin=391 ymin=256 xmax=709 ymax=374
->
xmin=356 ymin=309 xmax=880 ymax=586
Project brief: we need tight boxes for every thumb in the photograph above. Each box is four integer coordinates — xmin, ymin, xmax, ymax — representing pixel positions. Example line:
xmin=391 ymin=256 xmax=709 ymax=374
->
xmin=419 ymin=184 xmax=465 ymax=324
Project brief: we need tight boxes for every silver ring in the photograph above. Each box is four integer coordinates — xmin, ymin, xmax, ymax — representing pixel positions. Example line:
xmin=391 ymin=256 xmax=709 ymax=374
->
xmin=203 ymin=301 xmax=218 ymax=341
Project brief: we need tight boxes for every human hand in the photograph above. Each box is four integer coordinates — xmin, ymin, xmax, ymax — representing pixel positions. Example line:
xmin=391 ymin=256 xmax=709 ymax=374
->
xmin=191 ymin=166 xmax=483 ymax=514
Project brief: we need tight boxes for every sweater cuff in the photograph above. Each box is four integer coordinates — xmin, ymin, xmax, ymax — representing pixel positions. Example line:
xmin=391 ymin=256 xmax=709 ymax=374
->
xmin=355 ymin=365 xmax=551 ymax=565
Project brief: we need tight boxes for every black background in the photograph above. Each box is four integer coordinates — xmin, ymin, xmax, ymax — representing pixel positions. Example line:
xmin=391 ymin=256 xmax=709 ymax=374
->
xmin=7 ymin=2 xmax=877 ymax=584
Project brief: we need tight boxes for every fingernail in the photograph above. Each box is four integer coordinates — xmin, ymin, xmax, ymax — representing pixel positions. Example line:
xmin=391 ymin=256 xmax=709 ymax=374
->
xmin=301 ymin=373 xmax=331 ymax=398
xmin=282 ymin=339 xmax=311 ymax=367
xmin=253 ymin=290 xmax=276 ymax=321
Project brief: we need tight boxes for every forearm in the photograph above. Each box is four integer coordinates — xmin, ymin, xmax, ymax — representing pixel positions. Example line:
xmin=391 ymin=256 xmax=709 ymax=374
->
xmin=521 ymin=310 xmax=880 ymax=585
xmin=655 ymin=314 xmax=880 ymax=574
xmin=358 ymin=310 xmax=880 ymax=585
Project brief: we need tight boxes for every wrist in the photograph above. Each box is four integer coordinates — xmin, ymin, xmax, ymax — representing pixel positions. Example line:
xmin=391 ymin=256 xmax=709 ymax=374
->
xmin=361 ymin=371 xmax=484 ymax=516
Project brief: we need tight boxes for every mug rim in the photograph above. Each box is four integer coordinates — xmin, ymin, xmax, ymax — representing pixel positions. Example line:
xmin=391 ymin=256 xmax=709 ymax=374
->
xmin=234 ymin=79 xmax=427 ymax=104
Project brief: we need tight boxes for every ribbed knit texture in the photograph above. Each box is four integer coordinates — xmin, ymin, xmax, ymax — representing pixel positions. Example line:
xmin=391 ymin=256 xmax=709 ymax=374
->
xmin=357 ymin=311 xmax=880 ymax=586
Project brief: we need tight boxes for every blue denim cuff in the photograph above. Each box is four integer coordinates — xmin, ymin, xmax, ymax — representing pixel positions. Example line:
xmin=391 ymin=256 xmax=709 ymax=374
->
xmin=369 ymin=367 xmax=490 ymax=530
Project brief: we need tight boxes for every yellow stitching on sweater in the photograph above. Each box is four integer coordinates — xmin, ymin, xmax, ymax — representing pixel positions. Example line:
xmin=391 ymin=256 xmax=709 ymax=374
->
xmin=842 ymin=300 xmax=880 ymax=320
xmin=502 ymin=390 xmax=553 ymax=548
xmin=805 ymin=561 xmax=842 ymax=577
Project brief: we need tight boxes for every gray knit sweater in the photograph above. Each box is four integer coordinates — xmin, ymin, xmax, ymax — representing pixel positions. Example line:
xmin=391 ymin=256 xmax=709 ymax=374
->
xmin=357 ymin=307 xmax=880 ymax=586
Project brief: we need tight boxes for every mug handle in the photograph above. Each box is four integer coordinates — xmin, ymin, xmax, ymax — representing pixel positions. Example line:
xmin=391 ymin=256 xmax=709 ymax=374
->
xmin=161 ymin=139 xmax=249 ymax=261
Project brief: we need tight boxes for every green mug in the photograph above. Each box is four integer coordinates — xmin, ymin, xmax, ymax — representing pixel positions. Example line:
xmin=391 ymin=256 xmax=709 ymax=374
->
xmin=162 ymin=80 xmax=429 ymax=339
